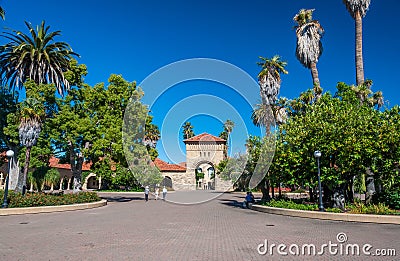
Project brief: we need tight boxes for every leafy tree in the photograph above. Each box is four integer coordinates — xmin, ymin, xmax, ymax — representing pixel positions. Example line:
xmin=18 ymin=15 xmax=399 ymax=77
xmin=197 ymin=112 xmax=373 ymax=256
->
xmin=342 ymin=0 xmax=371 ymax=85
xmin=293 ymin=9 xmax=324 ymax=101
xmin=216 ymin=153 xmax=247 ymax=186
xmin=182 ymin=121 xmax=195 ymax=140
xmin=51 ymin=73 xmax=145 ymax=191
xmin=279 ymin=82 xmax=384 ymax=202
xmin=0 ymin=86 xmax=19 ymax=169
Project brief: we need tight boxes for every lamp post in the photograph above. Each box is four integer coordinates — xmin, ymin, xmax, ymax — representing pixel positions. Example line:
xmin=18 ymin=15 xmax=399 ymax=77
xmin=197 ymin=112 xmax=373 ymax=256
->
xmin=314 ymin=150 xmax=324 ymax=212
xmin=2 ymin=150 xmax=14 ymax=208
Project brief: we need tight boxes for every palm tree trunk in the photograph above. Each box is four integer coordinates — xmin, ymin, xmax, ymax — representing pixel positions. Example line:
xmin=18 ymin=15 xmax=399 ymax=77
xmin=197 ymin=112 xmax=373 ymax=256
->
xmin=355 ymin=11 xmax=364 ymax=86
xmin=310 ymin=62 xmax=322 ymax=101
xmin=22 ymin=146 xmax=32 ymax=195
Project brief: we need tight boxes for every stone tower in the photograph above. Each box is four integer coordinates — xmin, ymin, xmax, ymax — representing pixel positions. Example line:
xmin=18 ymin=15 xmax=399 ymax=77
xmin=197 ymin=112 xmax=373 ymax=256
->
xmin=183 ymin=133 xmax=227 ymax=190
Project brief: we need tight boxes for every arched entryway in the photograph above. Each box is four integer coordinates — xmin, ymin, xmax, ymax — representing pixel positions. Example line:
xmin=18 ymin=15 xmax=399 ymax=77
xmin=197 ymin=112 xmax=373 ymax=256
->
xmin=87 ymin=176 xmax=99 ymax=189
xmin=161 ymin=176 xmax=172 ymax=188
xmin=195 ymin=161 xmax=215 ymax=190
xmin=82 ymin=173 xmax=101 ymax=190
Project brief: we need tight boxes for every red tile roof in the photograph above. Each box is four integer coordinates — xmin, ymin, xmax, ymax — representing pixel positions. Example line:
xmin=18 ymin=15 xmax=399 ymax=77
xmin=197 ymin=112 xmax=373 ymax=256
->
xmin=183 ymin=133 xmax=226 ymax=143
xmin=154 ymin=158 xmax=186 ymax=172
xmin=49 ymin=156 xmax=92 ymax=171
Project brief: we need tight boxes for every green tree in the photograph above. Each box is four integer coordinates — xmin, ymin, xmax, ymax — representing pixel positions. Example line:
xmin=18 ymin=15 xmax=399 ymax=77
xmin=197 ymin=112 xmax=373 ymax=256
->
xmin=0 ymin=86 xmax=19 ymax=180
xmin=52 ymin=74 xmax=142 ymax=191
xmin=293 ymin=9 xmax=324 ymax=101
xmin=279 ymin=82 xmax=383 ymax=202
xmin=342 ymin=0 xmax=371 ymax=86
xmin=0 ymin=21 xmax=79 ymax=94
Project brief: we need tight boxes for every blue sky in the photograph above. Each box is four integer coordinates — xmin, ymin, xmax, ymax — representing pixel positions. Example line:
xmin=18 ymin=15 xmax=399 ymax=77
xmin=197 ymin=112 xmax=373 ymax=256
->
xmin=2 ymin=0 xmax=399 ymax=163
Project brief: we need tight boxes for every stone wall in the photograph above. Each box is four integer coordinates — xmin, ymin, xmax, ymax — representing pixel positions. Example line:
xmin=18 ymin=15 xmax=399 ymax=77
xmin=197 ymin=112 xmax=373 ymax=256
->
xmin=161 ymin=171 xmax=196 ymax=191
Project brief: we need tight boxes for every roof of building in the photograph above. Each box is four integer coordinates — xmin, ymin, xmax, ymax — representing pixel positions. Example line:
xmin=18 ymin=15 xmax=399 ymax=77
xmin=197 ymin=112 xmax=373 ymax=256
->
xmin=183 ymin=133 xmax=226 ymax=143
xmin=154 ymin=158 xmax=186 ymax=172
xmin=49 ymin=156 xmax=92 ymax=171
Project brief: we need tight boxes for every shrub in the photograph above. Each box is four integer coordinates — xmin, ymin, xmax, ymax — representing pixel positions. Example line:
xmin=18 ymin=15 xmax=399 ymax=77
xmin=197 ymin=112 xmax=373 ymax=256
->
xmin=260 ymin=198 xmax=399 ymax=215
xmin=263 ymin=199 xmax=318 ymax=211
xmin=347 ymin=202 xmax=398 ymax=215
xmin=0 ymin=191 xmax=100 ymax=208
xmin=372 ymin=190 xmax=400 ymax=210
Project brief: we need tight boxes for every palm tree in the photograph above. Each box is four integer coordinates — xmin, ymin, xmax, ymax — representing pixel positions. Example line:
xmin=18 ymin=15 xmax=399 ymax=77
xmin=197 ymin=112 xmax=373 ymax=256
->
xmin=44 ymin=168 xmax=60 ymax=191
xmin=343 ymin=0 xmax=371 ymax=86
xmin=18 ymin=98 xmax=44 ymax=194
xmin=251 ymin=103 xmax=273 ymax=129
xmin=252 ymin=100 xmax=288 ymax=132
xmin=182 ymin=121 xmax=195 ymax=140
xmin=0 ymin=21 xmax=79 ymax=95
xmin=293 ymin=9 xmax=324 ymax=101
xmin=223 ymin=119 xmax=234 ymax=136
xmin=351 ymin=80 xmax=384 ymax=108
xmin=221 ymin=119 xmax=235 ymax=157
xmin=27 ymin=171 xmax=35 ymax=192
xmin=372 ymin=91 xmax=384 ymax=109
xmin=0 ymin=6 xmax=5 ymax=20
xmin=253 ymin=51 xmax=288 ymax=201
xmin=144 ymin=115 xmax=160 ymax=148
xmin=300 ymin=89 xmax=314 ymax=105
xmin=257 ymin=55 xmax=288 ymax=106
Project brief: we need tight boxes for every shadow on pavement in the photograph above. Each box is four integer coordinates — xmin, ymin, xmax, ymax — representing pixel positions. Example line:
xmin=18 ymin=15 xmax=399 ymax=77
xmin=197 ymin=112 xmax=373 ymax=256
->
xmin=219 ymin=198 xmax=245 ymax=209
xmin=100 ymin=196 xmax=143 ymax=202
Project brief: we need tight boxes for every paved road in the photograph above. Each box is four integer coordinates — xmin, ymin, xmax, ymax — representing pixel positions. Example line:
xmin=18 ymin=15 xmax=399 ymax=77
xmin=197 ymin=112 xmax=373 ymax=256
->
xmin=0 ymin=192 xmax=398 ymax=260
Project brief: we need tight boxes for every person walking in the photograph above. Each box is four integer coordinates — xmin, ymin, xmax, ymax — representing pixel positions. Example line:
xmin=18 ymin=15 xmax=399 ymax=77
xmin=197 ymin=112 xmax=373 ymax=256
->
xmin=162 ymin=186 xmax=167 ymax=200
xmin=144 ymin=186 xmax=150 ymax=202
xmin=155 ymin=187 xmax=160 ymax=200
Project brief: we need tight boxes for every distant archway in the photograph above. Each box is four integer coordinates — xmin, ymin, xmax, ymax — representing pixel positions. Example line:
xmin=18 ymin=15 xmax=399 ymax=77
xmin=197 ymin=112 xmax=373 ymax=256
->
xmin=195 ymin=161 xmax=215 ymax=190
xmin=162 ymin=176 xmax=172 ymax=188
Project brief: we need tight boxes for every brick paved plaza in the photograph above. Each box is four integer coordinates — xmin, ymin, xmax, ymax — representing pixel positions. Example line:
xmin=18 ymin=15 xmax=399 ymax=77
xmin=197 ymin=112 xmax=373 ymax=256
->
xmin=0 ymin=191 xmax=398 ymax=260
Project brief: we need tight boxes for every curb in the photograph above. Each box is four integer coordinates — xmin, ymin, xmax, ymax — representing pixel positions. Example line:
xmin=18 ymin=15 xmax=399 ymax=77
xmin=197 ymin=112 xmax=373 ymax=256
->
xmin=251 ymin=204 xmax=400 ymax=225
xmin=0 ymin=199 xmax=107 ymax=216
